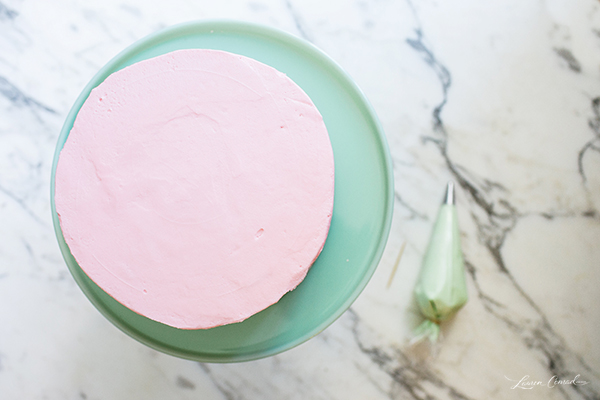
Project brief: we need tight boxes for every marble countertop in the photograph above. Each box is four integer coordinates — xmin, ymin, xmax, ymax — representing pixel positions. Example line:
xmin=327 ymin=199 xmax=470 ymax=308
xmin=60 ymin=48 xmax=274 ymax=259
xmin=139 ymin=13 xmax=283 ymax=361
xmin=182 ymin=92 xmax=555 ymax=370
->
xmin=1 ymin=0 xmax=599 ymax=399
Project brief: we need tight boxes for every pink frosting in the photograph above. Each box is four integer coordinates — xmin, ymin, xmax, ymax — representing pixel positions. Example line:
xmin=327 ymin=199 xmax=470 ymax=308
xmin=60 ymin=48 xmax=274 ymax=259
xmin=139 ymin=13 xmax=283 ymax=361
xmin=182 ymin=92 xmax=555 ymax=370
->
xmin=55 ymin=49 xmax=334 ymax=329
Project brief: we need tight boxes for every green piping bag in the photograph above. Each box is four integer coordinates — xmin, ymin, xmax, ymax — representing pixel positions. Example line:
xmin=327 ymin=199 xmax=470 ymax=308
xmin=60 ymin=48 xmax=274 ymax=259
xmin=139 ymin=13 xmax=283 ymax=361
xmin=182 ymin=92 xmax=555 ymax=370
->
xmin=413 ymin=181 xmax=468 ymax=343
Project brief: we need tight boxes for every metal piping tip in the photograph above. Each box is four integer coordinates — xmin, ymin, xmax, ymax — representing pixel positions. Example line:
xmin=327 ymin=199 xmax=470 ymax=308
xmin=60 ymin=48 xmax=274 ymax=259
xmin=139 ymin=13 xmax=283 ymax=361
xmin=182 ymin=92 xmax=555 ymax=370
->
xmin=444 ymin=181 xmax=455 ymax=205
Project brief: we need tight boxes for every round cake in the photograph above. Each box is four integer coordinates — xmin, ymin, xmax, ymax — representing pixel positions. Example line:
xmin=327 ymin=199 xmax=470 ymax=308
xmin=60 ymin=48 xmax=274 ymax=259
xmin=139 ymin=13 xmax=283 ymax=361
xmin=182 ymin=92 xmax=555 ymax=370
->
xmin=54 ymin=49 xmax=335 ymax=330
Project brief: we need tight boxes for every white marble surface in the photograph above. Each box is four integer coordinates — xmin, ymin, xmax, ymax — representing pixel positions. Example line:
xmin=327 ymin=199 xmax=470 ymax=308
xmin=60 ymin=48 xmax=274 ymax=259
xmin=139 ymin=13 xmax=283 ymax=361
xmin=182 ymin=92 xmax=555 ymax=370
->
xmin=1 ymin=0 xmax=599 ymax=399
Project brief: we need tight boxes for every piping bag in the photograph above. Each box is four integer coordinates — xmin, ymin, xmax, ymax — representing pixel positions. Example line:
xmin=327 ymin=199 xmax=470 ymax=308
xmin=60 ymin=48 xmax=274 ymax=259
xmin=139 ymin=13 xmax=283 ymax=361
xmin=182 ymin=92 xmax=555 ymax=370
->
xmin=412 ymin=181 xmax=468 ymax=343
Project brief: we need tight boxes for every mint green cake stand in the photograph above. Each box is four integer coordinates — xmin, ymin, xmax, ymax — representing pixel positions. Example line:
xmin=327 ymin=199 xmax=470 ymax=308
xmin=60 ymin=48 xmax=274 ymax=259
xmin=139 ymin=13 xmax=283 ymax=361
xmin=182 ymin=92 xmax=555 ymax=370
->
xmin=50 ymin=20 xmax=394 ymax=363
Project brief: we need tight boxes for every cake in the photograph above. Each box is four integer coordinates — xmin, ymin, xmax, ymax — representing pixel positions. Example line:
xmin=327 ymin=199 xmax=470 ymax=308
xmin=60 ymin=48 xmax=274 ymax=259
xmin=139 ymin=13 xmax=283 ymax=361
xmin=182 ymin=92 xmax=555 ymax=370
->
xmin=54 ymin=49 xmax=334 ymax=330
